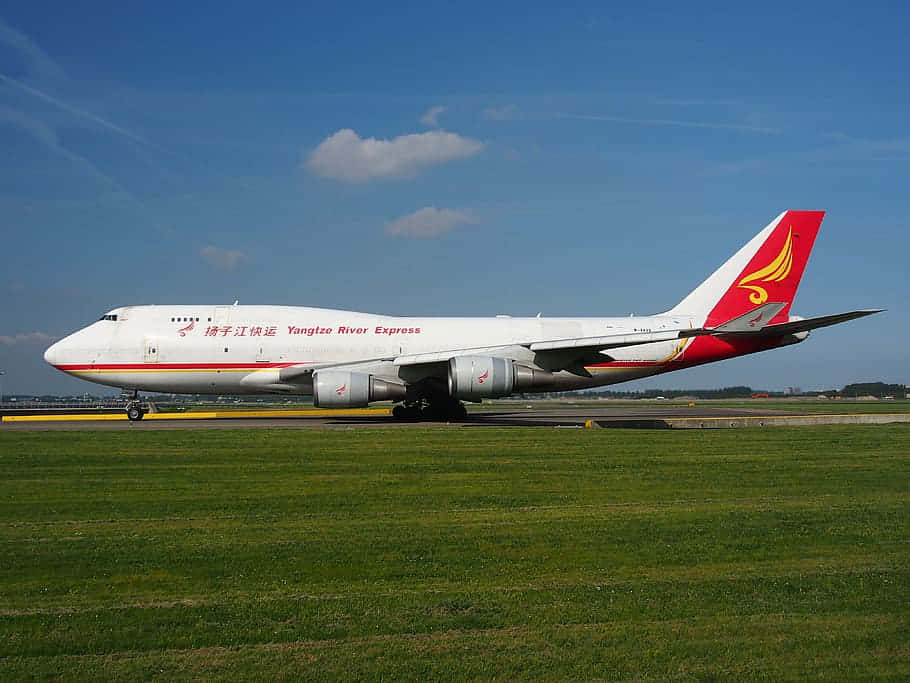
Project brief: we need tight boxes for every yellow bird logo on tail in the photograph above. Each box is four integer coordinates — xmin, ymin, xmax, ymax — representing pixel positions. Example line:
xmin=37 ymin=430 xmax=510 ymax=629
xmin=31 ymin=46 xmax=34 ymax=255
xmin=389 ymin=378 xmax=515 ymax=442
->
xmin=737 ymin=227 xmax=793 ymax=304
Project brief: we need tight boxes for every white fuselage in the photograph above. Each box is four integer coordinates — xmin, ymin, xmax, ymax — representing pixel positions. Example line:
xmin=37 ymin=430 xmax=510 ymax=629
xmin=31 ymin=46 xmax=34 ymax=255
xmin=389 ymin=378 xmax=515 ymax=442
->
xmin=44 ymin=304 xmax=698 ymax=395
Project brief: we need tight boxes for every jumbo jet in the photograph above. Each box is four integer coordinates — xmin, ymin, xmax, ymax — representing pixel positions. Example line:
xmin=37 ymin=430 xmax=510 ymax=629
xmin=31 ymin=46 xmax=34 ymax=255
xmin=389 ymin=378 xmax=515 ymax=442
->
xmin=44 ymin=210 xmax=880 ymax=420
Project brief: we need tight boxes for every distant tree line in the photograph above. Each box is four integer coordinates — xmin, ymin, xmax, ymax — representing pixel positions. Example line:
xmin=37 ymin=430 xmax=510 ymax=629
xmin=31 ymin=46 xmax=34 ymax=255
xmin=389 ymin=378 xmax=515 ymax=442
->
xmin=840 ymin=382 xmax=906 ymax=398
xmin=596 ymin=386 xmax=758 ymax=399
xmin=539 ymin=380 xmax=907 ymax=400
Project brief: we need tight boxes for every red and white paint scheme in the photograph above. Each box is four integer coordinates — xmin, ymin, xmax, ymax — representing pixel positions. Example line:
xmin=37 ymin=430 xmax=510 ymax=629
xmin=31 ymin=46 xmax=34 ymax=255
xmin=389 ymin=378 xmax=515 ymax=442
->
xmin=44 ymin=210 xmax=880 ymax=419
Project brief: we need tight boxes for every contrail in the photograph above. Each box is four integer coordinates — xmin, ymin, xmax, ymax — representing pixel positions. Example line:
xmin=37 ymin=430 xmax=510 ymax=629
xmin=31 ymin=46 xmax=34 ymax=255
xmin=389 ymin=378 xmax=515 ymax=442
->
xmin=560 ymin=113 xmax=781 ymax=135
xmin=0 ymin=72 xmax=151 ymax=147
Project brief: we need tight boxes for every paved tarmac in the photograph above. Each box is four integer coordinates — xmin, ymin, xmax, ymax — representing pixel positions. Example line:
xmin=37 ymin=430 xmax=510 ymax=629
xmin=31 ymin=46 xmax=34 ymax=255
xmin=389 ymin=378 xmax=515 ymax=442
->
xmin=1 ymin=404 xmax=799 ymax=430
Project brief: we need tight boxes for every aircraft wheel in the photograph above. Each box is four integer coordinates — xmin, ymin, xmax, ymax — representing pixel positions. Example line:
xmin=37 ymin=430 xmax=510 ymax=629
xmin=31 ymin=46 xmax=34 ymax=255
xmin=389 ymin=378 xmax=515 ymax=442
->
xmin=424 ymin=400 xmax=467 ymax=421
xmin=126 ymin=404 xmax=145 ymax=421
xmin=392 ymin=403 xmax=420 ymax=420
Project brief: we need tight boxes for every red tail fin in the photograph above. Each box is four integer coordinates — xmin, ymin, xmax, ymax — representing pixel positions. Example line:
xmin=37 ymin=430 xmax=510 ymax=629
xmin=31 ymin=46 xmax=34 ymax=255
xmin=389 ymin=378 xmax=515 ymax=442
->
xmin=670 ymin=210 xmax=824 ymax=327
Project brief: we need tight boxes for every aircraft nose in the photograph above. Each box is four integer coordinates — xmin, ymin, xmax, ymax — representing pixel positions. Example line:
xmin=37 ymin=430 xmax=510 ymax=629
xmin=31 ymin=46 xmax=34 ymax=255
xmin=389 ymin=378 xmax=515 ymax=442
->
xmin=44 ymin=341 xmax=60 ymax=366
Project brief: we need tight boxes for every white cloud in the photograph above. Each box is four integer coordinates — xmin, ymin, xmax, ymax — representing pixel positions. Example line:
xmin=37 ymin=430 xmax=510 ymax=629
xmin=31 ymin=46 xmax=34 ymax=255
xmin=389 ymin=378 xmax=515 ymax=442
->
xmin=200 ymin=246 xmax=248 ymax=271
xmin=0 ymin=331 xmax=56 ymax=346
xmin=385 ymin=206 xmax=478 ymax=238
xmin=305 ymin=128 xmax=484 ymax=183
xmin=420 ymin=105 xmax=446 ymax=127
xmin=483 ymin=104 xmax=518 ymax=121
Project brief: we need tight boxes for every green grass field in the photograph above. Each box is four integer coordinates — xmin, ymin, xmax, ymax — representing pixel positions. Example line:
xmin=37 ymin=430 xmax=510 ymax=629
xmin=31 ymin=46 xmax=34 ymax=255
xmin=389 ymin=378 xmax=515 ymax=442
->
xmin=1 ymin=427 xmax=908 ymax=680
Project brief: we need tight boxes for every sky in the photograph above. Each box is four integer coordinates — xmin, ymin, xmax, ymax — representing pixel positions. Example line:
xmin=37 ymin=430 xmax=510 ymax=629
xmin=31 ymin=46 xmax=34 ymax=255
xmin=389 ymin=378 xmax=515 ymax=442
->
xmin=0 ymin=1 xmax=907 ymax=395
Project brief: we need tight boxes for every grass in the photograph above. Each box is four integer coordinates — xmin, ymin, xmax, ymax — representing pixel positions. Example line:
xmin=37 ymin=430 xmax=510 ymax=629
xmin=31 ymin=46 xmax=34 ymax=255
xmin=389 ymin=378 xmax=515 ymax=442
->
xmin=695 ymin=399 xmax=910 ymax=414
xmin=1 ymin=426 xmax=908 ymax=679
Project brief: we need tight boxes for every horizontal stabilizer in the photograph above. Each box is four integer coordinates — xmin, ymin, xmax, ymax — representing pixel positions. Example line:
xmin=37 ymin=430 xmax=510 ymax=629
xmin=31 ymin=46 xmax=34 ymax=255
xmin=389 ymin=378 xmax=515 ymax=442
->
xmin=752 ymin=309 xmax=883 ymax=336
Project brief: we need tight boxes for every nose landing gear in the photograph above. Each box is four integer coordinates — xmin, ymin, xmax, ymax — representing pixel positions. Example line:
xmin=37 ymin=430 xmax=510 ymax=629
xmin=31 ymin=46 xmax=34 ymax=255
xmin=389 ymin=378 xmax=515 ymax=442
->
xmin=125 ymin=391 xmax=147 ymax=421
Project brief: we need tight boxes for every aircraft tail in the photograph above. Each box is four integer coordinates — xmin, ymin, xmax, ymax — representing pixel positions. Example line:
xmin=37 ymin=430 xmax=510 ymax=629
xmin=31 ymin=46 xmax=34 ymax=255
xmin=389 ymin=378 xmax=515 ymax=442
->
xmin=667 ymin=210 xmax=825 ymax=327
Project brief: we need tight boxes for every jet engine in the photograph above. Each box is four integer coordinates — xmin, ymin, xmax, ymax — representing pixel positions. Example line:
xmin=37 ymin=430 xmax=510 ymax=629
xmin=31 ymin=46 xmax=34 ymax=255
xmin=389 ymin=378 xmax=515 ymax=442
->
xmin=313 ymin=370 xmax=407 ymax=408
xmin=447 ymin=356 xmax=553 ymax=400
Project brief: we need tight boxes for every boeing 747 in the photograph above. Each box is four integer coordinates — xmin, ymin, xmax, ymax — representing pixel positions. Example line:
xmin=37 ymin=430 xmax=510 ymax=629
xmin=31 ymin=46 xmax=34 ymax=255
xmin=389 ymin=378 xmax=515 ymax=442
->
xmin=44 ymin=210 xmax=881 ymax=420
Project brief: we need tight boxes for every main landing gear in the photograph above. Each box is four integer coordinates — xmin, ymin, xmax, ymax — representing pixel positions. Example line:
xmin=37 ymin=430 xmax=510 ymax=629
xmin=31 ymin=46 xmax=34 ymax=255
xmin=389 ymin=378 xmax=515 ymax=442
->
xmin=125 ymin=391 xmax=146 ymax=422
xmin=392 ymin=399 xmax=468 ymax=421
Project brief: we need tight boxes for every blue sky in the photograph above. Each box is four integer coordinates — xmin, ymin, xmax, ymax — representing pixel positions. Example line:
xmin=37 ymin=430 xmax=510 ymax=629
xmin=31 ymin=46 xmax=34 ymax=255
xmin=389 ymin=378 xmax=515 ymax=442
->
xmin=1 ymin=1 xmax=907 ymax=395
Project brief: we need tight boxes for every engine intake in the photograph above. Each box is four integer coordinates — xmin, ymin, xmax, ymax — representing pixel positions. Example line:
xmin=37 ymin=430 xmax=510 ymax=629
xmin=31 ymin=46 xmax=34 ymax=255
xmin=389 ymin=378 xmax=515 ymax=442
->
xmin=313 ymin=370 xmax=407 ymax=408
xmin=448 ymin=356 xmax=553 ymax=400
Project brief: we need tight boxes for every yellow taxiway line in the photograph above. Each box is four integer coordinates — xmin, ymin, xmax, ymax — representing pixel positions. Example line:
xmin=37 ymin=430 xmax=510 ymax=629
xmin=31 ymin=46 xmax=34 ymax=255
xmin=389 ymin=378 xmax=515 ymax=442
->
xmin=2 ymin=408 xmax=391 ymax=422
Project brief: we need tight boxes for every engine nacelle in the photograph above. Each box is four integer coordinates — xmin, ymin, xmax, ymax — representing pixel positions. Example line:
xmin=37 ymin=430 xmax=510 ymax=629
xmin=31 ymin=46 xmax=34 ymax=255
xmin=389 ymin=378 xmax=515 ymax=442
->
xmin=448 ymin=356 xmax=553 ymax=400
xmin=313 ymin=370 xmax=407 ymax=408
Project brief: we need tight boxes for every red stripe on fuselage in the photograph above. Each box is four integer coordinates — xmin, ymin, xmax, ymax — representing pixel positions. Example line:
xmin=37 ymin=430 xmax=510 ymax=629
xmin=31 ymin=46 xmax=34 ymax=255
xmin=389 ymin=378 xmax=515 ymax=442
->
xmin=54 ymin=362 xmax=305 ymax=371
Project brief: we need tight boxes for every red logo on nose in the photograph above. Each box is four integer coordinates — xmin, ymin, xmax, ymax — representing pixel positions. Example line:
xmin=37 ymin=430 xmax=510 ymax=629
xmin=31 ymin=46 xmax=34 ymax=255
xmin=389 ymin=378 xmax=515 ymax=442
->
xmin=336 ymin=383 xmax=346 ymax=396
xmin=477 ymin=370 xmax=489 ymax=384
xmin=178 ymin=320 xmax=195 ymax=337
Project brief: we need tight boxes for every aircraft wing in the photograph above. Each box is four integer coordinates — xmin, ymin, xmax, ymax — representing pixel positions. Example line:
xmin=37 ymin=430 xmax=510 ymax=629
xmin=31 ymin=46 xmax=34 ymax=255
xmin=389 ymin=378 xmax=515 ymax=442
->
xmin=391 ymin=331 xmax=695 ymax=375
xmin=527 ymin=329 xmax=688 ymax=352
xmin=393 ymin=333 xmax=695 ymax=376
xmin=394 ymin=345 xmax=531 ymax=366
xmin=391 ymin=303 xmax=780 ymax=371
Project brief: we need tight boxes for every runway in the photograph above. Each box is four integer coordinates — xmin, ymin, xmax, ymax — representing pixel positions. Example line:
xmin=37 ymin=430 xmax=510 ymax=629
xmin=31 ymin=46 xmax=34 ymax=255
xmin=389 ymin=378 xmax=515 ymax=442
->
xmin=6 ymin=404 xmax=906 ymax=430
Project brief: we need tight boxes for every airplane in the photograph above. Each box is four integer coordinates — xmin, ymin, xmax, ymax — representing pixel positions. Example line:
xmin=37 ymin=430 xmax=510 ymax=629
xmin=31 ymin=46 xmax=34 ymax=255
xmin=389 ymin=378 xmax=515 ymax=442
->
xmin=43 ymin=210 xmax=881 ymax=421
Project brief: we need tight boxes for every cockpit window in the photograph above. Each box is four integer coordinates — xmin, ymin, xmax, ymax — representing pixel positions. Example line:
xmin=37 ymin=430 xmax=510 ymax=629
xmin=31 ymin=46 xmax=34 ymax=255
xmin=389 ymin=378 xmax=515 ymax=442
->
xmin=99 ymin=314 xmax=118 ymax=321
